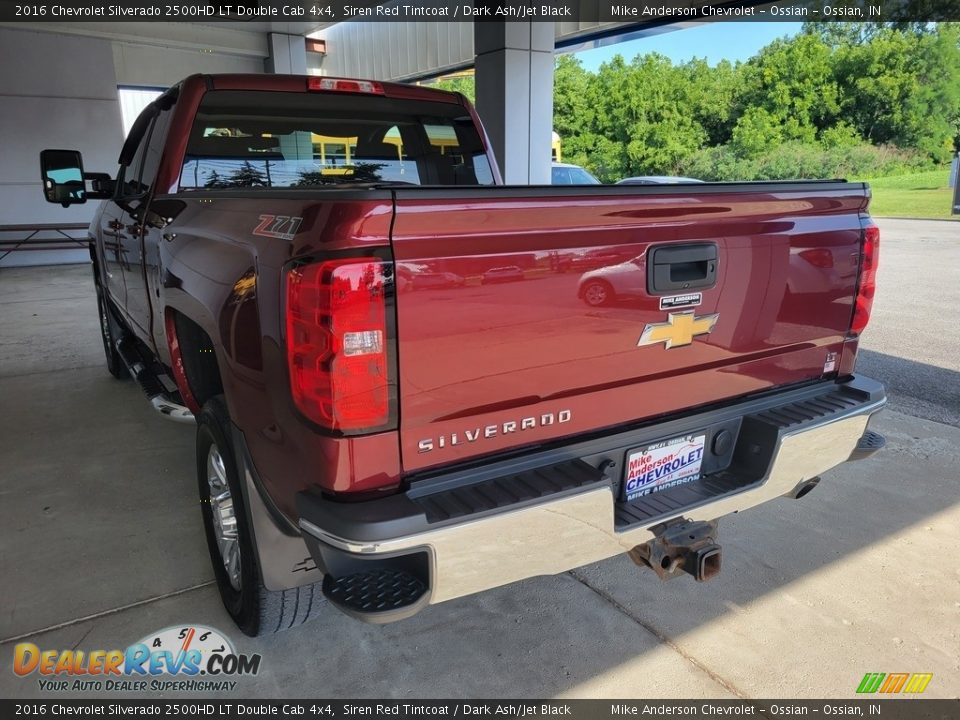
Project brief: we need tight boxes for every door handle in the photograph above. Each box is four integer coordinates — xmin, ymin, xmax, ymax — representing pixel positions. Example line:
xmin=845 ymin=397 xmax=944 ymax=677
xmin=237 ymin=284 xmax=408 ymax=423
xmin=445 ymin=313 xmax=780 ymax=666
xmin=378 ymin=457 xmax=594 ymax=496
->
xmin=107 ymin=220 xmax=123 ymax=231
xmin=647 ymin=243 xmax=718 ymax=293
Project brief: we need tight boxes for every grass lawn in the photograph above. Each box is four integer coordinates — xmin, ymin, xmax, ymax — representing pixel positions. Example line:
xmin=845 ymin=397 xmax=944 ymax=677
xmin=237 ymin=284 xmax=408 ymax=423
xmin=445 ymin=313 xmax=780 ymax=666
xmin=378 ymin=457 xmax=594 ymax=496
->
xmin=860 ymin=169 xmax=957 ymax=220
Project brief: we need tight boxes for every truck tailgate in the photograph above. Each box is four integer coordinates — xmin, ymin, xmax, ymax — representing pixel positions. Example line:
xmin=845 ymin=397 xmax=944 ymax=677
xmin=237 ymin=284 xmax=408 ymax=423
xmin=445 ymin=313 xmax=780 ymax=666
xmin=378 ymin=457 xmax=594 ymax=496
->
xmin=390 ymin=183 xmax=868 ymax=473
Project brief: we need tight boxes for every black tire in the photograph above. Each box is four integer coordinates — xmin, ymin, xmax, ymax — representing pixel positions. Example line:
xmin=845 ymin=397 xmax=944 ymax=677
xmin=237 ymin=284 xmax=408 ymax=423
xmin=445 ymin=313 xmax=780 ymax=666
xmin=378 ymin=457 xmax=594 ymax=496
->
xmin=581 ymin=279 xmax=615 ymax=307
xmin=196 ymin=396 xmax=325 ymax=636
xmin=94 ymin=278 xmax=127 ymax=379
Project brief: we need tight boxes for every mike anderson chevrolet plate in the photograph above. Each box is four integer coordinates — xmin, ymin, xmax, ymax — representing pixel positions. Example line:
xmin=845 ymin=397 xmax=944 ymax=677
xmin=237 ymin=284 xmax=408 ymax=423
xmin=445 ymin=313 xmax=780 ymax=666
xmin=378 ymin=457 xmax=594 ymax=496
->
xmin=623 ymin=434 xmax=707 ymax=502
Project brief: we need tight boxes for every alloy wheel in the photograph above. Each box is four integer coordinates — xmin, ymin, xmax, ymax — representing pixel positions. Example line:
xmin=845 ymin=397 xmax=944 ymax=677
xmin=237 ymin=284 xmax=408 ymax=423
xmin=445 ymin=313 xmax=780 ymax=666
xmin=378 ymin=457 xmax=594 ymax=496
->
xmin=207 ymin=444 xmax=242 ymax=591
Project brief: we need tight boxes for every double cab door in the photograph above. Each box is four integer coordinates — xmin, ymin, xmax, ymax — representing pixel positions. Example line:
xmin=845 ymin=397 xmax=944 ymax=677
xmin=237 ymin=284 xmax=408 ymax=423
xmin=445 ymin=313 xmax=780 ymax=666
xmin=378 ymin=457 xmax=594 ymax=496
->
xmin=98 ymin=99 xmax=175 ymax=350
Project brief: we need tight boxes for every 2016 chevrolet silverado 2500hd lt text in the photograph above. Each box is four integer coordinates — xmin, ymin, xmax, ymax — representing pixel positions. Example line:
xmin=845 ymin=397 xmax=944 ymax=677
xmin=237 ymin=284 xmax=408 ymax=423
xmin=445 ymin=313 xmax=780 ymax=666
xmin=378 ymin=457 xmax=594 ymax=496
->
xmin=40 ymin=74 xmax=886 ymax=636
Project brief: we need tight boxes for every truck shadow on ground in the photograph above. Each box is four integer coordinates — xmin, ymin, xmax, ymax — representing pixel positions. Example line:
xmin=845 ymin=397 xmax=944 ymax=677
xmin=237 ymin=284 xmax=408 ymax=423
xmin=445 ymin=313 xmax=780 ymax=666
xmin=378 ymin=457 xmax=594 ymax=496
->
xmin=855 ymin=349 xmax=960 ymax=427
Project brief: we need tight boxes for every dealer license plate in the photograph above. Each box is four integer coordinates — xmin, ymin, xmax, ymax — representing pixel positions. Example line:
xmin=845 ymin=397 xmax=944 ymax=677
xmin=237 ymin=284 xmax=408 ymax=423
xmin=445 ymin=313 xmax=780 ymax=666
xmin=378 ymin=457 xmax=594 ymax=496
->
xmin=623 ymin=433 xmax=706 ymax=502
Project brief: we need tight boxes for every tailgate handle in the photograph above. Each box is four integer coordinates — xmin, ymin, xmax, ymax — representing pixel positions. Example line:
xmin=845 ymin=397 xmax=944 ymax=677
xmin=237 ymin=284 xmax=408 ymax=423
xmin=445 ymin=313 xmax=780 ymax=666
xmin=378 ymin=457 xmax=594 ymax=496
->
xmin=648 ymin=243 xmax=718 ymax=293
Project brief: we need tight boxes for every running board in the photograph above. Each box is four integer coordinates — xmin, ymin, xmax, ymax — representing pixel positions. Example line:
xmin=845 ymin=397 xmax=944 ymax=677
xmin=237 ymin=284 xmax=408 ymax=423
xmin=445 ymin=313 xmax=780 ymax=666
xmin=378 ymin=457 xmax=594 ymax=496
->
xmin=116 ymin=337 xmax=195 ymax=424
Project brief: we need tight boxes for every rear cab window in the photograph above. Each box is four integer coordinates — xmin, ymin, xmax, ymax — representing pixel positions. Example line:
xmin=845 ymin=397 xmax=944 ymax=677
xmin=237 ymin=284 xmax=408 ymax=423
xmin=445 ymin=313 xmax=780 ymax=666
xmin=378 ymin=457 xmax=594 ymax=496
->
xmin=179 ymin=90 xmax=494 ymax=190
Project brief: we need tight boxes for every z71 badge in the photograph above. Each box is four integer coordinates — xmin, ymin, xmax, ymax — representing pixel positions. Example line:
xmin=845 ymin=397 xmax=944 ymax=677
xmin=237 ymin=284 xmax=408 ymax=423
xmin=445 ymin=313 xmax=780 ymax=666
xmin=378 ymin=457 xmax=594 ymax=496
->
xmin=252 ymin=214 xmax=302 ymax=241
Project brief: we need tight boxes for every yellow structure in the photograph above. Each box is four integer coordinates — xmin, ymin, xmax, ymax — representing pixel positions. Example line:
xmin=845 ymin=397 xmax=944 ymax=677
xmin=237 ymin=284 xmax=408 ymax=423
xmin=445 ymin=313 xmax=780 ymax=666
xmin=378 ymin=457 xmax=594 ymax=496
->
xmin=309 ymin=125 xmax=465 ymax=175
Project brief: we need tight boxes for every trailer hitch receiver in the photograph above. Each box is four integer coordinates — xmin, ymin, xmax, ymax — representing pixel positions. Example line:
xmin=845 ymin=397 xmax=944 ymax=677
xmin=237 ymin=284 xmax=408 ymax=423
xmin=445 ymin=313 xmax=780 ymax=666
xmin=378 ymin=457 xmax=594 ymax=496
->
xmin=629 ymin=518 xmax=721 ymax=582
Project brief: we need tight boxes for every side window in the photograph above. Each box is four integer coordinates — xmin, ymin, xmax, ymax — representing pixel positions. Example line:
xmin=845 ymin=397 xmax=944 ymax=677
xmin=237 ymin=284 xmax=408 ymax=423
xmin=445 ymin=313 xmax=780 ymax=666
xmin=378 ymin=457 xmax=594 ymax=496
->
xmin=119 ymin=115 xmax=155 ymax=198
xmin=139 ymin=108 xmax=174 ymax=195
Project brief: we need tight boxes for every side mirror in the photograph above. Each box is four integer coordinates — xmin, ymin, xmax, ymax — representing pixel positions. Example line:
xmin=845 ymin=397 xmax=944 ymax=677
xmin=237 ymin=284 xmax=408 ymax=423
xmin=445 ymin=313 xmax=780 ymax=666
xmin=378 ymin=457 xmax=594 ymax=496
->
xmin=40 ymin=149 xmax=87 ymax=207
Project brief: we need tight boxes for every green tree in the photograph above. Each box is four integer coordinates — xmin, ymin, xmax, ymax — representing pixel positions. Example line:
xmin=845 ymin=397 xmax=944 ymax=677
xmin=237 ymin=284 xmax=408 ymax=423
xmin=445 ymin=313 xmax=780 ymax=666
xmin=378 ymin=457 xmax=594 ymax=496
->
xmin=431 ymin=75 xmax=475 ymax=103
xmin=588 ymin=53 xmax=708 ymax=178
xmin=553 ymin=55 xmax=602 ymax=169
xmin=833 ymin=24 xmax=960 ymax=162
xmin=550 ymin=23 xmax=957 ymax=182
xmin=678 ymin=58 xmax=745 ymax=146
xmin=226 ymin=161 xmax=269 ymax=188
xmin=294 ymin=162 xmax=387 ymax=186
xmin=203 ymin=170 xmax=229 ymax=189
xmin=730 ymin=107 xmax=783 ymax=157
xmin=803 ymin=18 xmax=946 ymax=46
xmin=819 ymin=122 xmax=862 ymax=149
xmin=738 ymin=33 xmax=840 ymax=141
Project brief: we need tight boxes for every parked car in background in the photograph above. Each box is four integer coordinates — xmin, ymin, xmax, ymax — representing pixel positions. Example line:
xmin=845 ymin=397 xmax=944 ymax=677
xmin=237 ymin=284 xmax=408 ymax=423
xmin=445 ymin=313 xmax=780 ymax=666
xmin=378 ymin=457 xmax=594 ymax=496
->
xmin=552 ymin=162 xmax=601 ymax=185
xmin=617 ymin=176 xmax=705 ymax=185
xmin=481 ymin=265 xmax=525 ymax=284
xmin=416 ymin=271 xmax=465 ymax=290
xmin=578 ymin=256 xmax=646 ymax=306
xmin=396 ymin=263 xmax=464 ymax=291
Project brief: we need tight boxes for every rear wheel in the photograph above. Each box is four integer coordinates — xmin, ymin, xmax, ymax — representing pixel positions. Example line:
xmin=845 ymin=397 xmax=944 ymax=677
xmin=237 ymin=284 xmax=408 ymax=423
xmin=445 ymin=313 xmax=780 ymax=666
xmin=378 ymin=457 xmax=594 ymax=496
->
xmin=205 ymin=443 xmax=242 ymax=593
xmin=94 ymin=279 xmax=127 ymax=379
xmin=582 ymin=280 xmax=614 ymax=307
xmin=197 ymin=396 xmax=325 ymax=636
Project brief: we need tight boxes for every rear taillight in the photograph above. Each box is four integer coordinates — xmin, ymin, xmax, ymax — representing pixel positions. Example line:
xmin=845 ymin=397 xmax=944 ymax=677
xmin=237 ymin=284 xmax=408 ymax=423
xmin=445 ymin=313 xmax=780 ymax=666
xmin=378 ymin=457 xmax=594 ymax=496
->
xmin=307 ymin=77 xmax=384 ymax=95
xmin=850 ymin=223 xmax=880 ymax=336
xmin=285 ymin=258 xmax=391 ymax=432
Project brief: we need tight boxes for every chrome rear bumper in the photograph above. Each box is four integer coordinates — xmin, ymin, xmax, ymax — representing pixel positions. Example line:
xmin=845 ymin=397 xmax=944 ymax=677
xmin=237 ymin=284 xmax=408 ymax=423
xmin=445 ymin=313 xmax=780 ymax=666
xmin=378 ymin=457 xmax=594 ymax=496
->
xmin=300 ymin=376 xmax=885 ymax=609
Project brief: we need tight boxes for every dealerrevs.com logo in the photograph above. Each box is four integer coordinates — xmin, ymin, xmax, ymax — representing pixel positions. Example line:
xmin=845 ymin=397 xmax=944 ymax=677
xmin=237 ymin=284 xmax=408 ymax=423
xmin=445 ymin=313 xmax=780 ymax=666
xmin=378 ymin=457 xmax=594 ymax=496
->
xmin=13 ymin=625 xmax=261 ymax=693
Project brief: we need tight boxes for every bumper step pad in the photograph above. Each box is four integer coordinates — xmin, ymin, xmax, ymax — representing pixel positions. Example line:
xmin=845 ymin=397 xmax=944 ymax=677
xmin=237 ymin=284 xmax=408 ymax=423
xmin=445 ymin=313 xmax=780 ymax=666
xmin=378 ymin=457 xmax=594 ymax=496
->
xmin=615 ymin=381 xmax=885 ymax=529
xmin=615 ymin=470 xmax=747 ymax=528
xmin=412 ymin=458 xmax=606 ymax=524
xmin=321 ymin=568 xmax=429 ymax=624
xmin=850 ymin=429 xmax=886 ymax=460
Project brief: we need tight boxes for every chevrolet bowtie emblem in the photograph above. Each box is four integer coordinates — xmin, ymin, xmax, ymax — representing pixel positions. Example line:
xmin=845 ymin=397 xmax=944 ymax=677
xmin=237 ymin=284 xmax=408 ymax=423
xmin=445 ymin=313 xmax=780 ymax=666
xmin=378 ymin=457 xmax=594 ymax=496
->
xmin=637 ymin=311 xmax=719 ymax=349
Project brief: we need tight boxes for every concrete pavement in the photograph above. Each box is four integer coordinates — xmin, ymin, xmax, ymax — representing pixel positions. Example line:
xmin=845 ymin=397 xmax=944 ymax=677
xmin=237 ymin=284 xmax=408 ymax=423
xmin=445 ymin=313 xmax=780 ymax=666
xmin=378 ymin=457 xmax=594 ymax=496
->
xmin=1 ymin=217 xmax=958 ymax=699
xmin=856 ymin=218 xmax=960 ymax=426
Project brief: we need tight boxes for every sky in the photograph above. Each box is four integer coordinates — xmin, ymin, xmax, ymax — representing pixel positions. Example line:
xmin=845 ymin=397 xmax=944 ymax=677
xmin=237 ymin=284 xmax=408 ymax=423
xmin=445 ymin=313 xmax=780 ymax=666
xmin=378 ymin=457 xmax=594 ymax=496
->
xmin=571 ymin=22 xmax=804 ymax=70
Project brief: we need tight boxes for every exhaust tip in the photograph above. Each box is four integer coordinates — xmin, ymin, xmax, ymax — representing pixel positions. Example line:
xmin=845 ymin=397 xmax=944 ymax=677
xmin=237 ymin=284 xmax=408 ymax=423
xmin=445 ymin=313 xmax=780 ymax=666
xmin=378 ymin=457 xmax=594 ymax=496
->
xmin=789 ymin=476 xmax=821 ymax=499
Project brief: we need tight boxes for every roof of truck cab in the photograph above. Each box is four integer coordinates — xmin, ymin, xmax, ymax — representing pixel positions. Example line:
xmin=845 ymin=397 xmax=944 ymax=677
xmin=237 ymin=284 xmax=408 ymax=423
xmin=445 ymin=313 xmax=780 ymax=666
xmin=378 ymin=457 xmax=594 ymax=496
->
xmin=198 ymin=74 xmax=466 ymax=105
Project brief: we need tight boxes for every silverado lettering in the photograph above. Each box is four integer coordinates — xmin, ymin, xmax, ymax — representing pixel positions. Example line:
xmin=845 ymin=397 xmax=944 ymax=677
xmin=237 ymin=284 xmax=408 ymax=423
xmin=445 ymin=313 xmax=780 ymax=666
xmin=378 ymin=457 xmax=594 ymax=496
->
xmin=417 ymin=410 xmax=573 ymax=452
xmin=41 ymin=73 xmax=886 ymax=636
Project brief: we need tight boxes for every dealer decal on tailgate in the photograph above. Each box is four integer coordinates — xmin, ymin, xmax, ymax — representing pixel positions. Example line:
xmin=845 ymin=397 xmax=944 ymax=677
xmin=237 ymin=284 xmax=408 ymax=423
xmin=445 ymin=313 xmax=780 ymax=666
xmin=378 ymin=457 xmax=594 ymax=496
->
xmin=623 ymin=434 xmax=706 ymax=502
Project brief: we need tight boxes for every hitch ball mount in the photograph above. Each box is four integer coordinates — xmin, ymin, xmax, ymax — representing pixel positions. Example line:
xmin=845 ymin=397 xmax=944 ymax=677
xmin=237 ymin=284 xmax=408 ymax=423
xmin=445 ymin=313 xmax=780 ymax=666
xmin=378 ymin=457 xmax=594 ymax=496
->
xmin=629 ymin=518 xmax=722 ymax=582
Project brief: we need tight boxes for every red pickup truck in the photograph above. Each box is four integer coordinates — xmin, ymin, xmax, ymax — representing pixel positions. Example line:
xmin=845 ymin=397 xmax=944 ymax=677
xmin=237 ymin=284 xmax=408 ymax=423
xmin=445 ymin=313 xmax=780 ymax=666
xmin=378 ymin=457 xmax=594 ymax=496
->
xmin=41 ymin=74 xmax=886 ymax=636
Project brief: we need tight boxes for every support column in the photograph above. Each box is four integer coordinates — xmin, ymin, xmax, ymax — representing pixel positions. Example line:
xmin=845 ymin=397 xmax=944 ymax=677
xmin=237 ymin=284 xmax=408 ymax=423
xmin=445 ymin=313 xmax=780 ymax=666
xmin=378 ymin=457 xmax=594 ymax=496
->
xmin=474 ymin=20 xmax=555 ymax=185
xmin=265 ymin=33 xmax=307 ymax=75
